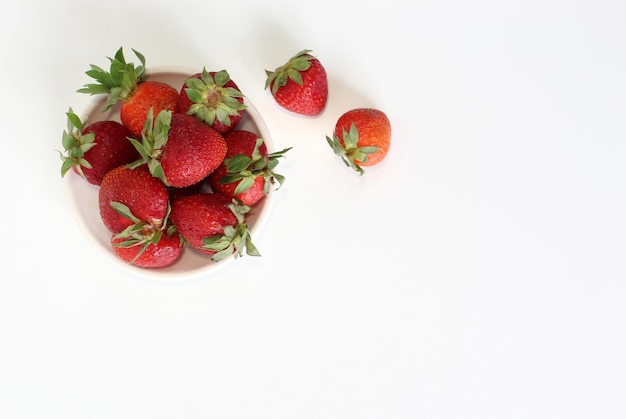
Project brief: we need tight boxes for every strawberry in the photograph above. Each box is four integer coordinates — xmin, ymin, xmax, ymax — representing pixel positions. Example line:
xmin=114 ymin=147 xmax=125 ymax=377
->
xmin=178 ymin=68 xmax=247 ymax=134
xmin=59 ymin=108 xmax=138 ymax=185
xmin=111 ymin=225 xmax=183 ymax=269
xmin=98 ymin=165 xmax=170 ymax=234
xmin=326 ymin=108 xmax=391 ymax=175
xmin=264 ymin=49 xmax=328 ymax=116
xmin=170 ymin=192 xmax=259 ymax=261
xmin=99 ymin=165 xmax=182 ymax=267
xmin=208 ymin=129 xmax=291 ymax=206
xmin=128 ymin=109 xmax=228 ymax=188
xmin=77 ymin=47 xmax=179 ymax=138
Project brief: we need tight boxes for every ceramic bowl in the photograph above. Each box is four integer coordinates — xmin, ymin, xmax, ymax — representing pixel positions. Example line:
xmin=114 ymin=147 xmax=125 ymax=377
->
xmin=64 ymin=68 xmax=274 ymax=280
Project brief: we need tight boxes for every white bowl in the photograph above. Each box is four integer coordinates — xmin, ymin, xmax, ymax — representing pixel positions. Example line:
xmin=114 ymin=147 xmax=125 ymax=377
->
xmin=64 ymin=68 xmax=275 ymax=280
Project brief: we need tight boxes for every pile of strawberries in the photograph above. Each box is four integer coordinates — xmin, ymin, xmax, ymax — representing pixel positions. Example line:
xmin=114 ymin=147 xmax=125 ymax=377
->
xmin=60 ymin=47 xmax=391 ymax=269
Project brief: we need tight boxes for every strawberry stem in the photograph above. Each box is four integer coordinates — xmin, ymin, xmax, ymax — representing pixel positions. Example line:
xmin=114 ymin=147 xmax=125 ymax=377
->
xmin=201 ymin=200 xmax=260 ymax=261
xmin=326 ymin=123 xmax=379 ymax=175
xmin=77 ymin=47 xmax=146 ymax=110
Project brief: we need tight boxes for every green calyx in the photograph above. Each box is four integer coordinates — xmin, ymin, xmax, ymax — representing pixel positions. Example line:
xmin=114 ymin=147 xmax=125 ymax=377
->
xmin=326 ymin=123 xmax=380 ymax=176
xmin=110 ymin=201 xmax=177 ymax=264
xmin=77 ymin=47 xmax=146 ymax=110
xmin=201 ymin=200 xmax=260 ymax=262
xmin=184 ymin=68 xmax=247 ymax=127
xmin=220 ymin=138 xmax=292 ymax=196
xmin=127 ymin=108 xmax=171 ymax=185
xmin=264 ymin=49 xmax=314 ymax=95
xmin=58 ymin=107 xmax=96 ymax=179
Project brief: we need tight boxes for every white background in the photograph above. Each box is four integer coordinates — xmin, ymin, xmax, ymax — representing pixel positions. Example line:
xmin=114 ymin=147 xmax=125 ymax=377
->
xmin=1 ymin=0 xmax=625 ymax=418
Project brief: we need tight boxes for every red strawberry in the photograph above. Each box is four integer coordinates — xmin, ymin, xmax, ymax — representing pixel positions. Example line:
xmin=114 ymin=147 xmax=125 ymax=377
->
xmin=59 ymin=108 xmax=138 ymax=185
xmin=326 ymin=108 xmax=391 ymax=175
xmin=170 ymin=192 xmax=259 ymax=261
xmin=111 ymin=229 xmax=183 ymax=268
xmin=98 ymin=165 xmax=170 ymax=234
xmin=78 ymin=47 xmax=179 ymax=138
xmin=208 ymin=129 xmax=291 ymax=206
xmin=264 ymin=49 xmax=328 ymax=116
xmin=128 ymin=109 xmax=227 ymax=188
xmin=100 ymin=165 xmax=181 ymax=267
xmin=178 ymin=68 xmax=247 ymax=134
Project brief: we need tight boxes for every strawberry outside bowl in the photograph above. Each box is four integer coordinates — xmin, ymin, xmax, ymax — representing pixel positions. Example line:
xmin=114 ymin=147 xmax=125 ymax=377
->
xmin=63 ymin=68 xmax=276 ymax=280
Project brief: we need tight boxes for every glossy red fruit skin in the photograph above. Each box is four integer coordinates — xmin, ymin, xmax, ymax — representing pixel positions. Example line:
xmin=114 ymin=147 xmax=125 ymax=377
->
xmin=272 ymin=57 xmax=327 ymax=116
xmin=120 ymin=81 xmax=179 ymax=138
xmin=210 ymin=166 xmax=265 ymax=207
xmin=177 ymin=72 xmax=245 ymax=134
xmin=160 ymin=113 xmax=228 ymax=188
xmin=111 ymin=232 xmax=183 ymax=268
xmin=76 ymin=121 xmax=137 ymax=185
xmin=169 ymin=193 xmax=236 ymax=256
xmin=208 ymin=130 xmax=268 ymax=206
xmin=99 ymin=165 xmax=170 ymax=234
xmin=334 ymin=108 xmax=391 ymax=167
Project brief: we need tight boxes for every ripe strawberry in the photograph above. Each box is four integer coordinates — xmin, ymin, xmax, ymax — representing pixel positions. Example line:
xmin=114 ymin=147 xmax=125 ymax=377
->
xmin=264 ymin=49 xmax=328 ymax=116
xmin=111 ymin=227 xmax=183 ymax=268
xmin=128 ymin=109 xmax=228 ymax=188
xmin=178 ymin=68 xmax=247 ymax=134
xmin=59 ymin=108 xmax=138 ymax=185
xmin=170 ymin=192 xmax=259 ymax=261
xmin=208 ymin=129 xmax=291 ymax=206
xmin=100 ymin=165 xmax=181 ymax=267
xmin=326 ymin=108 xmax=391 ymax=175
xmin=98 ymin=165 xmax=170 ymax=234
xmin=77 ymin=47 xmax=179 ymax=138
